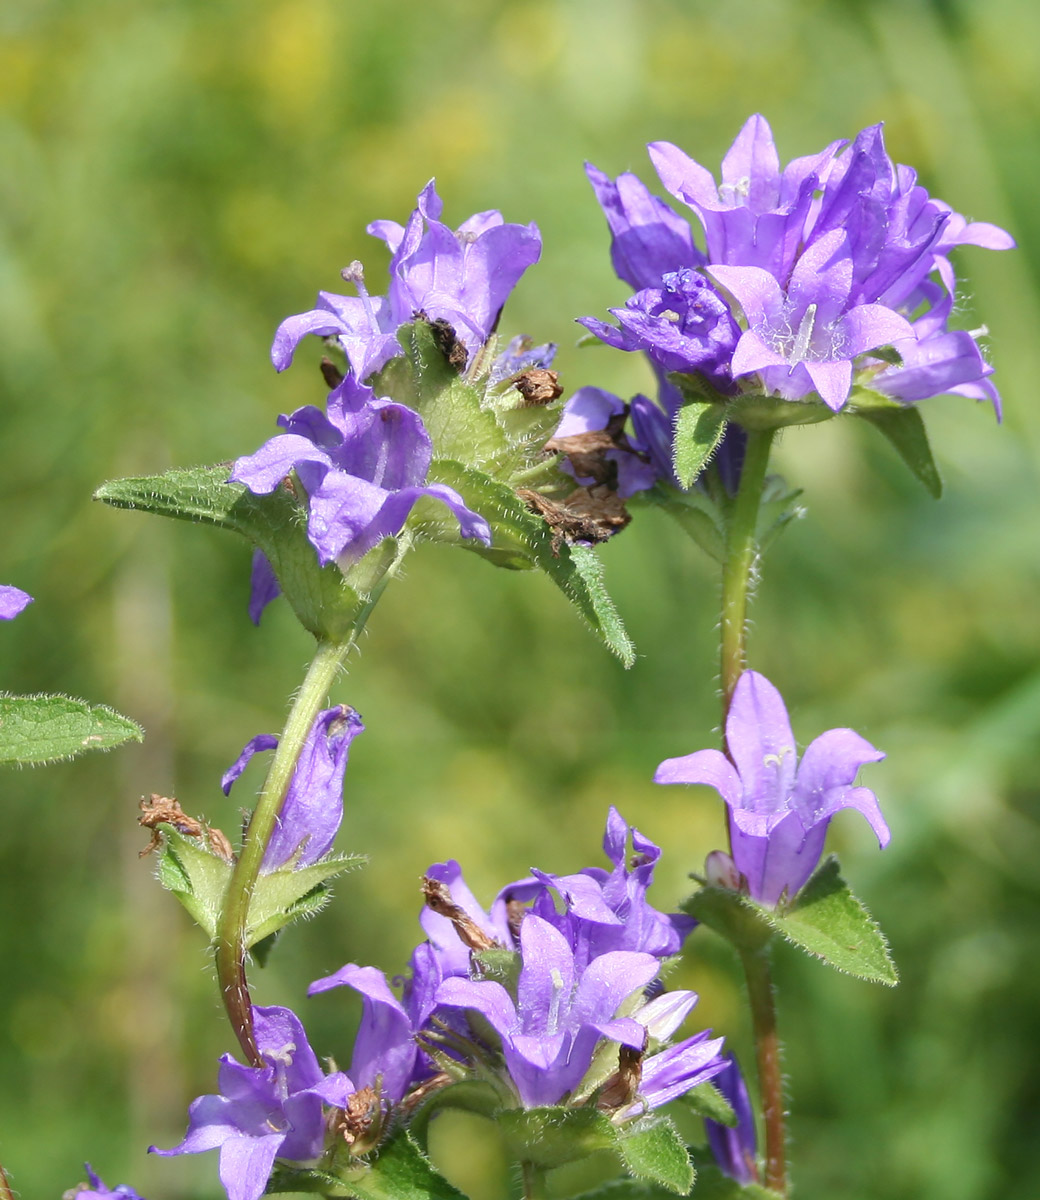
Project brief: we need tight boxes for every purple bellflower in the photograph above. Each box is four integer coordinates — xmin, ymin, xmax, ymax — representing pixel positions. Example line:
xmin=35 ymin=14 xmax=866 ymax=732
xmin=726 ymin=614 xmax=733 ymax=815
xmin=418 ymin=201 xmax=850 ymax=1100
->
xmin=705 ymin=1053 xmax=758 ymax=1185
xmin=435 ymin=912 xmax=660 ymax=1107
xmin=584 ymin=114 xmax=1012 ymax=419
xmin=151 ymin=1006 xmax=352 ymax=1200
xmin=0 ymin=585 xmax=31 ymax=620
xmin=66 ymin=1166 xmax=145 ymax=1199
xmin=271 ymin=181 xmax=541 ymax=382
xmin=231 ymin=375 xmax=491 ymax=571
xmin=222 ymin=706 xmax=364 ymax=872
xmin=654 ymin=670 xmax=889 ymax=906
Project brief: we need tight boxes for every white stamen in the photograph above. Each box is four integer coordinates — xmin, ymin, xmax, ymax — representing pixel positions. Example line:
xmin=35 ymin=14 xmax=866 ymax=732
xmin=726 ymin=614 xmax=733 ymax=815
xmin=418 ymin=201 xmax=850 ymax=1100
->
xmin=547 ymin=967 xmax=565 ymax=1035
xmin=341 ymin=260 xmax=378 ymax=328
xmin=790 ymin=304 xmax=817 ymax=363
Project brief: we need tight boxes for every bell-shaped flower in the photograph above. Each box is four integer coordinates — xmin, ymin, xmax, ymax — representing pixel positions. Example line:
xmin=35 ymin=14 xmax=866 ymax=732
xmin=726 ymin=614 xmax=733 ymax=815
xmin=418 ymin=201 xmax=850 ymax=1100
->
xmin=529 ymin=806 xmax=695 ymax=968
xmin=435 ymin=913 xmax=658 ymax=1107
xmin=66 ymin=1166 xmax=146 ymax=1199
xmin=0 ymin=585 xmax=31 ymax=620
xmin=708 ymin=229 xmax=915 ymax=411
xmin=272 ymin=181 xmax=540 ymax=381
xmin=705 ymin=1053 xmax=758 ymax=1185
xmin=231 ymin=376 xmax=491 ymax=568
xmin=221 ymin=706 xmax=363 ymax=872
xmin=648 ymin=115 xmax=843 ymax=280
xmin=151 ymin=1006 xmax=352 ymax=1200
xmin=654 ymin=670 xmax=889 ymax=906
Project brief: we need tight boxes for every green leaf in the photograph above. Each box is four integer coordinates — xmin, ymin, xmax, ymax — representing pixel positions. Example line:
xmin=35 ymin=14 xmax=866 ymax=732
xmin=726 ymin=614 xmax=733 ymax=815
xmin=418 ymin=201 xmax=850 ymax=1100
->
xmin=337 ymin=1129 xmax=467 ymax=1200
xmin=617 ymin=1116 xmax=695 ymax=1195
xmin=155 ymin=824 xmax=234 ymax=939
xmin=245 ymin=854 xmax=365 ymax=948
xmin=682 ymin=1081 xmax=736 ymax=1127
xmin=499 ymin=1105 xmax=619 ymax=1170
xmin=683 ymin=859 xmax=898 ymax=985
xmin=94 ymin=465 xmax=367 ymax=641
xmin=672 ymin=401 xmax=727 ymax=489
xmin=640 ymin=485 xmax=726 ymax=564
xmin=854 ymin=402 xmax=942 ymax=498
xmin=426 ymin=461 xmax=635 ymax=666
xmin=0 ymin=693 xmax=142 ymax=765
xmin=766 ymin=857 xmax=898 ymax=985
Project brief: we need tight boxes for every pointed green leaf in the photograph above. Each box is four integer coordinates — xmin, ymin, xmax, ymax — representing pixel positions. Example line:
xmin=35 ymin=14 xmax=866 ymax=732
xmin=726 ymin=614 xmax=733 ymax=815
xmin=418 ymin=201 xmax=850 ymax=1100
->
xmin=765 ymin=857 xmax=898 ymax=985
xmin=426 ymin=461 xmax=635 ymax=666
xmin=155 ymin=824 xmax=233 ymax=939
xmin=672 ymin=401 xmax=727 ymax=489
xmin=0 ymin=693 xmax=143 ymax=766
xmin=854 ymin=403 xmax=942 ymax=498
xmin=245 ymin=854 xmax=365 ymax=947
xmin=337 ymin=1129 xmax=467 ymax=1200
xmin=94 ymin=465 xmax=366 ymax=641
xmin=499 ymin=1105 xmax=619 ymax=1170
xmin=682 ymin=1081 xmax=736 ymax=1127
xmin=617 ymin=1116 xmax=694 ymax=1195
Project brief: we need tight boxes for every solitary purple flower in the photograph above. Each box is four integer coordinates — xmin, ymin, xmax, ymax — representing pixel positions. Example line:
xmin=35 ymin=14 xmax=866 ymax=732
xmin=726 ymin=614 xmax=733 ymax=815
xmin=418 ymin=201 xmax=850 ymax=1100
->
xmin=705 ymin=1054 xmax=758 ymax=1186
xmin=151 ymin=1006 xmax=352 ymax=1200
xmin=272 ymin=181 xmax=540 ymax=381
xmin=222 ymin=706 xmax=364 ymax=872
xmin=231 ymin=375 xmax=491 ymax=567
xmin=0 ymin=585 xmax=31 ymax=620
xmin=654 ymin=670 xmax=889 ymax=906
xmin=708 ymin=229 xmax=915 ymax=411
xmin=66 ymin=1166 xmax=145 ymax=1199
xmin=436 ymin=913 xmax=658 ymax=1107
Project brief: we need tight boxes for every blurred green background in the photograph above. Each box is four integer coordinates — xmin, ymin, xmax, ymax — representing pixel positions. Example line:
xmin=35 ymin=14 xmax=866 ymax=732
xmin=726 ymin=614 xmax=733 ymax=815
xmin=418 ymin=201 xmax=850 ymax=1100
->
xmin=1 ymin=0 xmax=1038 ymax=1197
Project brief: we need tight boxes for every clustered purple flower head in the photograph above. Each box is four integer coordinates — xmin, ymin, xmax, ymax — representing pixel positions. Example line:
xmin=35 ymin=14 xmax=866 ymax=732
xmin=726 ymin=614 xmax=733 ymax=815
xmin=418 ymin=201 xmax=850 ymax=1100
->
xmin=0 ymin=585 xmax=31 ymax=620
xmin=231 ymin=375 xmax=491 ymax=605
xmin=152 ymin=1006 xmax=353 ymax=1200
xmin=64 ymin=1166 xmax=145 ymax=1199
xmin=271 ymin=180 xmax=541 ymax=383
xmin=222 ymin=705 xmax=364 ymax=872
xmin=576 ymin=114 xmax=1013 ymax=468
xmin=309 ymin=808 xmax=723 ymax=1122
xmin=655 ymin=670 xmax=889 ymax=906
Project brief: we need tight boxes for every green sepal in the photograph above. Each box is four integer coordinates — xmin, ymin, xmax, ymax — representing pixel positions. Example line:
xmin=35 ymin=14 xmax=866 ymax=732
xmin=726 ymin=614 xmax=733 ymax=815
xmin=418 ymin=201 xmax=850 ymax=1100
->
xmin=244 ymin=854 xmax=364 ymax=948
xmin=755 ymin=476 xmax=805 ymax=556
xmin=672 ymin=400 xmax=728 ymax=490
xmin=335 ymin=1128 xmax=467 ymax=1200
xmin=727 ymin=393 xmax=834 ymax=431
xmin=616 ymin=1115 xmax=695 ymax=1195
xmin=424 ymin=461 xmax=635 ymax=666
xmin=471 ymin=947 xmax=522 ymax=992
xmin=406 ymin=1079 xmax=505 ymax=1149
xmin=266 ymin=1163 xmax=349 ymax=1195
xmin=683 ymin=858 xmax=898 ymax=985
xmin=94 ymin=465 xmax=370 ymax=642
xmin=682 ymin=1081 xmax=737 ymax=1127
xmin=155 ymin=823 xmax=233 ymax=939
xmin=499 ymin=1105 xmax=619 ymax=1170
xmin=375 ymin=321 xmax=508 ymax=469
xmin=0 ymin=693 xmax=143 ymax=765
xmin=851 ymin=396 xmax=943 ymax=498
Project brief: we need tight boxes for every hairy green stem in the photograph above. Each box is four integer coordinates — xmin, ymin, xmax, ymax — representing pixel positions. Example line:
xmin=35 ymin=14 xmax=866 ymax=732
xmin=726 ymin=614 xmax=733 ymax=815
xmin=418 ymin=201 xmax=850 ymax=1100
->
xmin=520 ymin=1161 xmax=548 ymax=1200
xmin=719 ymin=428 xmax=776 ymax=723
xmin=215 ymin=637 xmax=353 ymax=1063
xmin=741 ymin=945 xmax=788 ymax=1197
xmin=214 ymin=539 xmax=405 ymax=1063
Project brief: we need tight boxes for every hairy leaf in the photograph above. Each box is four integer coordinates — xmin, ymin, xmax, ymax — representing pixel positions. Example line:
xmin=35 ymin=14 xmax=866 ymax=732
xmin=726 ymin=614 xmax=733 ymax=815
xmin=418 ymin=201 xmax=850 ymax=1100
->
xmin=617 ymin=1116 xmax=695 ymax=1195
xmin=0 ymin=693 xmax=142 ymax=766
xmin=672 ymin=401 xmax=728 ymax=489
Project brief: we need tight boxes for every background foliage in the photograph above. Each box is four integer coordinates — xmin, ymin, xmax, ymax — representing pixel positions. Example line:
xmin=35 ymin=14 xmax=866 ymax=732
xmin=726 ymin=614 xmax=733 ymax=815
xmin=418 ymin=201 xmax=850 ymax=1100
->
xmin=1 ymin=1 xmax=1038 ymax=1197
